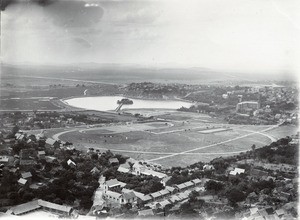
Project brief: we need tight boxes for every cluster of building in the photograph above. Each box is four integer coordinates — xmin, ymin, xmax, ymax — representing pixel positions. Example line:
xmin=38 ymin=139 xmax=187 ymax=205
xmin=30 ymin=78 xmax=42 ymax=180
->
xmin=117 ymin=159 xmax=167 ymax=179
xmin=0 ymin=111 xmax=114 ymax=132
xmin=236 ymin=101 xmax=260 ymax=114
xmin=102 ymin=173 xmax=204 ymax=213
xmin=6 ymin=199 xmax=74 ymax=217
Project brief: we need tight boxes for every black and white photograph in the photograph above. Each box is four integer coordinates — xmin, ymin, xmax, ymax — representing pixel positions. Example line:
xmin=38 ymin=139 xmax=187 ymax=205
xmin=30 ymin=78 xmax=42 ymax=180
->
xmin=0 ymin=0 xmax=299 ymax=219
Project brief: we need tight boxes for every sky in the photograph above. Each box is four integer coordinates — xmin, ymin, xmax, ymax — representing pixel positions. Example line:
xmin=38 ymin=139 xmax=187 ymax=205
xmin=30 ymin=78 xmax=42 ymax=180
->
xmin=1 ymin=0 xmax=300 ymax=73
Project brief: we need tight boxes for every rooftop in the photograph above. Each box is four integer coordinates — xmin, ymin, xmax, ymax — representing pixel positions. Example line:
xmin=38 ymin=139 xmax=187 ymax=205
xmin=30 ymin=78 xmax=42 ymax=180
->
xmin=141 ymin=169 xmax=167 ymax=179
xmin=150 ymin=192 xmax=162 ymax=198
xmin=191 ymin=178 xmax=201 ymax=184
xmin=67 ymin=159 xmax=76 ymax=166
xmin=184 ymin=181 xmax=194 ymax=187
xmin=0 ymin=156 xmax=9 ymax=163
xmin=10 ymin=200 xmax=40 ymax=215
xmin=105 ymin=179 xmax=122 ymax=188
xmin=165 ymin=186 xmax=175 ymax=192
xmin=140 ymin=195 xmax=152 ymax=201
xmin=106 ymin=190 xmax=121 ymax=199
xmin=45 ymin=138 xmax=58 ymax=145
xmin=21 ymin=172 xmax=32 ymax=179
xmin=18 ymin=178 xmax=28 ymax=185
xmin=229 ymin=168 xmax=245 ymax=175
xmin=9 ymin=200 xmax=72 ymax=215
xmin=158 ymin=189 xmax=170 ymax=196
xmin=38 ymin=200 xmax=72 ymax=213
xmin=38 ymin=151 xmax=45 ymax=155
xmin=117 ymin=166 xmax=130 ymax=173
xmin=109 ymin=158 xmax=119 ymax=164
xmin=122 ymin=192 xmax=136 ymax=200
xmin=176 ymin=183 xmax=188 ymax=190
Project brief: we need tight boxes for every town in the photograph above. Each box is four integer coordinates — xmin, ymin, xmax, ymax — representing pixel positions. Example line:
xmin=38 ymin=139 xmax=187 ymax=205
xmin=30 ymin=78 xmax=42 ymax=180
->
xmin=0 ymin=79 xmax=299 ymax=219
xmin=0 ymin=122 xmax=298 ymax=219
xmin=2 ymin=0 xmax=299 ymax=219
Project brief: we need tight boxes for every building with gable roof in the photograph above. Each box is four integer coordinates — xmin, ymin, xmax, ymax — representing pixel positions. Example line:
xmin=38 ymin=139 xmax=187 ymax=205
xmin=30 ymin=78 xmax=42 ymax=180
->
xmin=67 ymin=159 xmax=76 ymax=168
xmin=104 ymin=179 xmax=126 ymax=192
xmin=229 ymin=168 xmax=245 ymax=175
xmin=8 ymin=200 xmax=73 ymax=216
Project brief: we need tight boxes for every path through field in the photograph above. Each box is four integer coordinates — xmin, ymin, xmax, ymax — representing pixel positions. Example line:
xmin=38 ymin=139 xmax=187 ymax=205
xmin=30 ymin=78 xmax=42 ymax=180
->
xmin=147 ymin=123 xmax=280 ymax=162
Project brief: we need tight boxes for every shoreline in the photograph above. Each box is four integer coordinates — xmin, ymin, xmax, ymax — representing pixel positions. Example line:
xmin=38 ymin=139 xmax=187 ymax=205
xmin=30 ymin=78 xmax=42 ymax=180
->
xmin=61 ymin=95 xmax=195 ymax=112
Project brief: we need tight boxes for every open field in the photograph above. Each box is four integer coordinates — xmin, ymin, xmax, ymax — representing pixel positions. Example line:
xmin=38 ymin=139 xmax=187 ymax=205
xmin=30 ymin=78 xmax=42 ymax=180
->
xmin=53 ymin=112 xmax=298 ymax=168
xmin=0 ymin=98 xmax=61 ymax=111
xmin=3 ymin=69 xmax=296 ymax=168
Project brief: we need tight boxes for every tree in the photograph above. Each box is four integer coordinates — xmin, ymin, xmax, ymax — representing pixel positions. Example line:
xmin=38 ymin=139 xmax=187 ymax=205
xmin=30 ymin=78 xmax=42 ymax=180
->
xmin=179 ymin=202 xmax=197 ymax=216
xmin=91 ymin=153 xmax=98 ymax=160
xmin=188 ymin=190 xmax=200 ymax=203
xmin=80 ymin=196 xmax=93 ymax=209
xmin=12 ymin=125 xmax=20 ymax=135
xmin=226 ymin=188 xmax=246 ymax=205
xmin=205 ymin=180 xmax=224 ymax=193
xmin=128 ymin=162 xmax=134 ymax=172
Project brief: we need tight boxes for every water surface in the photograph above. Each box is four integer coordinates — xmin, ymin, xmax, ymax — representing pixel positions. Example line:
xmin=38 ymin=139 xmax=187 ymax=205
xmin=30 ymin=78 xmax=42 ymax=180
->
xmin=64 ymin=96 xmax=193 ymax=111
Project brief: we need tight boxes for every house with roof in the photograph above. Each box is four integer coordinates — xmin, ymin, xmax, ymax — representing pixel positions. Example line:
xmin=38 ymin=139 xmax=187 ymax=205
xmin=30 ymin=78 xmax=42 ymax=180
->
xmin=140 ymin=169 xmax=167 ymax=179
xmin=191 ymin=178 xmax=202 ymax=186
xmin=175 ymin=183 xmax=189 ymax=192
xmin=229 ymin=168 xmax=245 ymax=176
xmin=168 ymin=195 xmax=181 ymax=204
xmin=274 ymin=209 xmax=285 ymax=218
xmin=203 ymin=164 xmax=215 ymax=171
xmin=104 ymin=190 xmax=122 ymax=202
xmin=184 ymin=181 xmax=194 ymax=188
xmin=18 ymin=178 xmax=28 ymax=187
xmin=109 ymin=158 xmax=119 ymax=166
xmin=165 ymin=186 xmax=175 ymax=194
xmin=138 ymin=195 xmax=152 ymax=204
xmin=38 ymin=200 xmax=73 ymax=216
xmin=90 ymin=167 xmax=100 ymax=175
xmin=117 ymin=165 xmax=130 ymax=173
xmin=121 ymin=188 xmax=144 ymax=201
xmin=15 ymin=133 xmax=23 ymax=140
xmin=67 ymin=159 xmax=76 ymax=168
xmin=158 ymin=189 xmax=170 ymax=197
xmin=45 ymin=138 xmax=60 ymax=148
xmin=104 ymin=179 xmax=126 ymax=193
xmin=7 ymin=199 xmax=73 ymax=216
xmin=37 ymin=151 xmax=46 ymax=160
xmin=177 ymin=191 xmax=190 ymax=201
xmin=104 ymin=190 xmax=137 ymax=205
xmin=120 ymin=191 xmax=137 ymax=204
xmin=15 ymin=133 xmax=26 ymax=142
xmin=157 ymin=200 xmax=171 ymax=209
xmin=149 ymin=191 xmax=162 ymax=201
xmin=45 ymin=156 xmax=57 ymax=163
xmin=0 ymin=156 xmax=9 ymax=164
xmin=160 ymin=176 xmax=171 ymax=186
xmin=21 ymin=172 xmax=32 ymax=184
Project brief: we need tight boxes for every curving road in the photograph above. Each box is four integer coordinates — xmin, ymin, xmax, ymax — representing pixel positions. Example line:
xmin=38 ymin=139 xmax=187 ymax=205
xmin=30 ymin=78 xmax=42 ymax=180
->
xmin=52 ymin=122 xmax=280 ymax=160
xmin=147 ymin=123 xmax=281 ymax=162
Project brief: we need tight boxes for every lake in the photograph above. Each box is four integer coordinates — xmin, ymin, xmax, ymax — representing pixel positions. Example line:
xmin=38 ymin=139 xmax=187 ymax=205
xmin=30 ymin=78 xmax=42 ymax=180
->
xmin=64 ymin=96 xmax=193 ymax=111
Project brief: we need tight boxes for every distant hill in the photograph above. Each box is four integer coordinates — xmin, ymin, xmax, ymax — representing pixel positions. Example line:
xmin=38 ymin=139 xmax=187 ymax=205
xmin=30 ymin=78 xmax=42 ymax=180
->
xmin=1 ymin=63 xmax=297 ymax=85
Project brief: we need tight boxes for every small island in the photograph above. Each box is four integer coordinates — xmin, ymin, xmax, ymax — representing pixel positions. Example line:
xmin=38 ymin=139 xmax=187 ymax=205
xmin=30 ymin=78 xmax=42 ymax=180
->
xmin=117 ymin=98 xmax=133 ymax=105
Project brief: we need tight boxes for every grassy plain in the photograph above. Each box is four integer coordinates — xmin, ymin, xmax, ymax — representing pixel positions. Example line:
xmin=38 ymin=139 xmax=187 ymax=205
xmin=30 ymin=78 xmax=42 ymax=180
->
xmin=56 ymin=112 xmax=297 ymax=167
